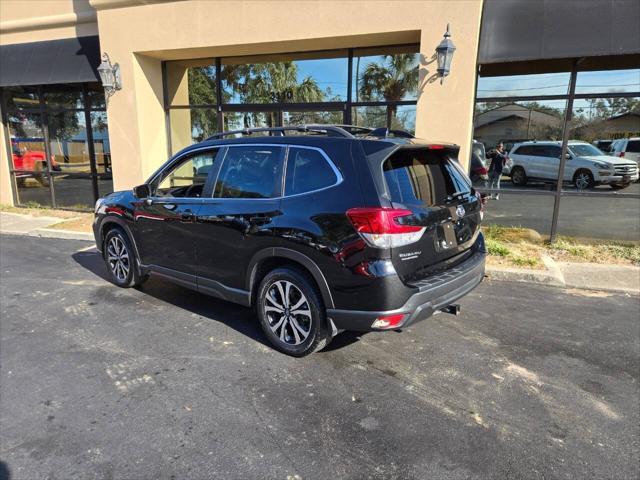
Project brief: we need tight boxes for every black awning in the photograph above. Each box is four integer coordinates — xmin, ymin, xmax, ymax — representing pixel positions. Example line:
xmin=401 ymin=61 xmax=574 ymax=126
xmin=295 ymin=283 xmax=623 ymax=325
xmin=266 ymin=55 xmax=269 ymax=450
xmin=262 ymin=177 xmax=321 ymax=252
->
xmin=479 ymin=0 xmax=640 ymax=73
xmin=0 ymin=35 xmax=101 ymax=87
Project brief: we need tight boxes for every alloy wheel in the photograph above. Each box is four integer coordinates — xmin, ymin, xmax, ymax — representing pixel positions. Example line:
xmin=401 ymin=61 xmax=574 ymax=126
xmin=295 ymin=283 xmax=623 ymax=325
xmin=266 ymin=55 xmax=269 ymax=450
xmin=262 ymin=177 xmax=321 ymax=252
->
xmin=264 ymin=280 xmax=311 ymax=345
xmin=107 ymin=236 xmax=130 ymax=282
xmin=575 ymin=172 xmax=591 ymax=190
xmin=512 ymin=169 xmax=524 ymax=184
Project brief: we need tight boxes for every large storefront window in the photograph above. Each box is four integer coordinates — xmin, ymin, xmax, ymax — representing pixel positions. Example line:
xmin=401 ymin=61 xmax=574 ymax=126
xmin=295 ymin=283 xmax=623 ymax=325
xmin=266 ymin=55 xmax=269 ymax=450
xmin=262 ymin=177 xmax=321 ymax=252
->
xmin=221 ymin=51 xmax=349 ymax=104
xmin=472 ymin=67 xmax=640 ymax=242
xmin=164 ymin=45 xmax=419 ymax=154
xmin=1 ymin=84 xmax=112 ymax=210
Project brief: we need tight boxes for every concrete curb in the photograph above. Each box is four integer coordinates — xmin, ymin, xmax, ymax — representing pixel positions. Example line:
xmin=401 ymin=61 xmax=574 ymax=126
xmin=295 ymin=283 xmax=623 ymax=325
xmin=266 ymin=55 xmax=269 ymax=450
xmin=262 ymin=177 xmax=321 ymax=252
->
xmin=486 ymin=255 xmax=639 ymax=295
xmin=486 ymin=265 xmax=565 ymax=287
xmin=486 ymin=254 xmax=565 ymax=288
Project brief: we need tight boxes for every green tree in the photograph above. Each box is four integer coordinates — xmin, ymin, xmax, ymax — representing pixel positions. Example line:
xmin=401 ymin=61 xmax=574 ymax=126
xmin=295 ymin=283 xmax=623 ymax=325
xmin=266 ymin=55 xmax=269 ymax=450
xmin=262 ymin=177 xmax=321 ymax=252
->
xmin=187 ymin=67 xmax=218 ymax=141
xmin=221 ymin=61 xmax=325 ymax=128
xmin=358 ymin=54 xmax=419 ymax=127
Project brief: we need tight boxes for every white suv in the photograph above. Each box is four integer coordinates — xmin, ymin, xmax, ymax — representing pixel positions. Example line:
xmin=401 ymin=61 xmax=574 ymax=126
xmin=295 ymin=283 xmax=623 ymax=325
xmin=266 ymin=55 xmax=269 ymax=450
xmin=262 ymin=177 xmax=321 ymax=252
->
xmin=610 ymin=138 xmax=640 ymax=168
xmin=505 ymin=141 xmax=639 ymax=190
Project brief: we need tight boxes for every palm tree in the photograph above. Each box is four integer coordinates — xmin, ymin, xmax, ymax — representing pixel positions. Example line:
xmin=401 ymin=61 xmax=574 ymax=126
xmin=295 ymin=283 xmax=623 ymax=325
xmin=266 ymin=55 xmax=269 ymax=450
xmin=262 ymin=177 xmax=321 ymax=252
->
xmin=228 ymin=61 xmax=325 ymax=127
xmin=358 ymin=54 xmax=419 ymax=128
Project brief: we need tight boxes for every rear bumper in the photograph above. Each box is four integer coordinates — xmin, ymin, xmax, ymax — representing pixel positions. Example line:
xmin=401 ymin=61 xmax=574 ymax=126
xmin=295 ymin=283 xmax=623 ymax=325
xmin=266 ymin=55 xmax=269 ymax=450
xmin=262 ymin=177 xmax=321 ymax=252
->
xmin=327 ymin=241 xmax=486 ymax=331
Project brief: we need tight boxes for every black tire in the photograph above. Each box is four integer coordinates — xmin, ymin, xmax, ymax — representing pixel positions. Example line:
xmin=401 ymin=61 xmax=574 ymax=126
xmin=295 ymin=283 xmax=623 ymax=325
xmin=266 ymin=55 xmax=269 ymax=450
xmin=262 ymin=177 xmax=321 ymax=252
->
xmin=103 ymin=228 xmax=146 ymax=288
xmin=511 ymin=166 xmax=527 ymax=186
xmin=256 ymin=267 xmax=331 ymax=356
xmin=573 ymin=169 xmax=594 ymax=190
xmin=610 ymin=183 xmax=629 ymax=190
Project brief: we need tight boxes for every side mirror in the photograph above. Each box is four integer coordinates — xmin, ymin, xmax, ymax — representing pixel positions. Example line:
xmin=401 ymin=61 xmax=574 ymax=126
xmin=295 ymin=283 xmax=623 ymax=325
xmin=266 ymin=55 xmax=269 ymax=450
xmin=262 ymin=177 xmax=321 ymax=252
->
xmin=133 ymin=184 xmax=150 ymax=199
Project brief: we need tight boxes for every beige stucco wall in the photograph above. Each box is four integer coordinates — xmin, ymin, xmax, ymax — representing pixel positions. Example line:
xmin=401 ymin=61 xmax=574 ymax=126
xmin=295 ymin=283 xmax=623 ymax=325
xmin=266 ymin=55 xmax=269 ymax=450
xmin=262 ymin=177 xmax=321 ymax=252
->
xmin=93 ymin=0 xmax=483 ymax=190
xmin=0 ymin=0 xmax=98 ymax=45
xmin=0 ymin=0 xmax=484 ymax=199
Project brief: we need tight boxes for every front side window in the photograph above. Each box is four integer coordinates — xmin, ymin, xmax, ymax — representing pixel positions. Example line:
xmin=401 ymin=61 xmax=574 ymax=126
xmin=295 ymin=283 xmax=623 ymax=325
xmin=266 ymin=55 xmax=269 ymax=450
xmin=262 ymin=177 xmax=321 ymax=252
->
xmin=284 ymin=147 xmax=338 ymax=196
xmin=214 ymin=146 xmax=285 ymax=198
xmin=514 ymin=145 xmax=531 ymax=156
xmin=155 ymin=149 xmax=218 ymax=198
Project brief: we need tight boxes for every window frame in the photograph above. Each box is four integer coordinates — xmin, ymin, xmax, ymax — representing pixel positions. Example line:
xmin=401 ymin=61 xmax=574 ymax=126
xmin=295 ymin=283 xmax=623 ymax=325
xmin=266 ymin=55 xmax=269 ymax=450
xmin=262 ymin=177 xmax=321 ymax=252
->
xmin=1 ymin=82 xmax=109 ymax=210
xmin=283 ymin=145 xmax=343 ymax=198
xmin=151 ymin=146 xmax=221 ymax=199
xmin=205 ymin=143 xmax=342 ymax=201
xmin=211 ymin=144 xmax=287 ymax=200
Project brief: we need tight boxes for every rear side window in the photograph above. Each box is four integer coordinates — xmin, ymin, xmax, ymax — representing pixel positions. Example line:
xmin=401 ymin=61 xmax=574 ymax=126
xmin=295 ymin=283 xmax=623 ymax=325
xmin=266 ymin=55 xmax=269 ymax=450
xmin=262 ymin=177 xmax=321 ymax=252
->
xmin=542 ymin=146 xmax=561 ymax=158
xmin=213 ymin=146 xmax=285 ymax=198
xmin=285 ymin=147 xmax=338 ymax=196
xmin=383 ymin=149 xmax=470 ymax=206
xmin=514 ymin=145 xmax=537 ymax=156
xmin=627 ymin=141 xmax=640 ymax=153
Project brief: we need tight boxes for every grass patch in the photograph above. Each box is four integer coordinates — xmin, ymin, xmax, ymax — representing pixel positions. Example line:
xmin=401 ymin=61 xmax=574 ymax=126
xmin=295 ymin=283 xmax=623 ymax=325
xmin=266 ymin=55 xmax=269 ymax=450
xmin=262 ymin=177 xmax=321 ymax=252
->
xmin=486 ymin=238 xmax=510 ymax=256
xmin=1 ymin=204 xmax=86 ymax=219
xmin=482 ymin=225 xmax=640 ymax=268
xmin=549 ymin=236 xmax=640 ymax=266
xmin=510 ymin=255 xmax=540 ymax=268
xmin=48 ymin=215 xmax=93 ymax=233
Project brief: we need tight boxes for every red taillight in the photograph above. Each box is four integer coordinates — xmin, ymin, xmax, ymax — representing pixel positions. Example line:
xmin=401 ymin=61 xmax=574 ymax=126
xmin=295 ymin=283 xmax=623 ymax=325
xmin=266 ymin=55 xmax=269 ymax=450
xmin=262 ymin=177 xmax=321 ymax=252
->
xmin=346 ymin=208 xmax=421 ymax=234
xmin=346 ymin=208 xmax=425 ymax=248
xmin=428 ymin=145 xmax=446 ymax=150
xmin=371 ymin=313 xmax=406 ymax=329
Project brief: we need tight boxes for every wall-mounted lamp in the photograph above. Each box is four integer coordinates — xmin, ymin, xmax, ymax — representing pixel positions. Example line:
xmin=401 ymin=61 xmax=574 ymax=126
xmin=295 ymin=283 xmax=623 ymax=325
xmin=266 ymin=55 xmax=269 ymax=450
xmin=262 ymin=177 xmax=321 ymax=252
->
xmin=97 ymin=52 xmax=121 ymax=105
xmin=435 ymin=24 xmax=456 ymax=84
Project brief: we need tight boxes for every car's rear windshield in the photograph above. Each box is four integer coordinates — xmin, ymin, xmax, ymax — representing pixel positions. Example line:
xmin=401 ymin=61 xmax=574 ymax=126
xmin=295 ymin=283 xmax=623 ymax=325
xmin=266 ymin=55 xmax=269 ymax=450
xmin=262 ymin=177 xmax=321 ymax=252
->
xmin=383 ymin=149 xmax=471 ymax=206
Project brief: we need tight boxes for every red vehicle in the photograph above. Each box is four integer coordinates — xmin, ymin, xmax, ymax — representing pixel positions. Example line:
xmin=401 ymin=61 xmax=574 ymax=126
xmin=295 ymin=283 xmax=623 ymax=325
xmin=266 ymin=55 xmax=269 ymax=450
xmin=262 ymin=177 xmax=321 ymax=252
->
xmin=11 ymin=141 xmax=60 ymax=185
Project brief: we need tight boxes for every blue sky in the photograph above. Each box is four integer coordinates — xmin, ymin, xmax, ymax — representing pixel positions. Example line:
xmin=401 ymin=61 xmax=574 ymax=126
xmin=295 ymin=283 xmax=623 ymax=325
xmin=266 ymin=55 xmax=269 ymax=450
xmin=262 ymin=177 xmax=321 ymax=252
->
xmin=477 ymin=69 xmax=640 ymax=98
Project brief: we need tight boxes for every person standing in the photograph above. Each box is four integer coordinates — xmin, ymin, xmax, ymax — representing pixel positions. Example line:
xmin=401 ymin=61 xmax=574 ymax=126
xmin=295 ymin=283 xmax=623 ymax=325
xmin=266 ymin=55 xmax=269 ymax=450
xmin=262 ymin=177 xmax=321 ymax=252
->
xmin=488 ymin=142 xmax=508 ymax=200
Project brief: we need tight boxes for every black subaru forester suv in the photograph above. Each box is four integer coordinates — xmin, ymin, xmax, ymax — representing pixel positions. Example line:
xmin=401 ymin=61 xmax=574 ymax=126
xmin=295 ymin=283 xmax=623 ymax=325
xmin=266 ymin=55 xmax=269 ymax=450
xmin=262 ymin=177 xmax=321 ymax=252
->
xmin=94 ymin=125 xmax=486 ymax=356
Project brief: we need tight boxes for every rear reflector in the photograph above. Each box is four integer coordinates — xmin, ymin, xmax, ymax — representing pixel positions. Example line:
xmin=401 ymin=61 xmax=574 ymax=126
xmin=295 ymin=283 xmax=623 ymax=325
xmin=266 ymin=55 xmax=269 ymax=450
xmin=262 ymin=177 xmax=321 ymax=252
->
xmin=371 ymin=313 xmax=406 ymax=329
xmin=346 ymin=208 xmax=425 ymax=248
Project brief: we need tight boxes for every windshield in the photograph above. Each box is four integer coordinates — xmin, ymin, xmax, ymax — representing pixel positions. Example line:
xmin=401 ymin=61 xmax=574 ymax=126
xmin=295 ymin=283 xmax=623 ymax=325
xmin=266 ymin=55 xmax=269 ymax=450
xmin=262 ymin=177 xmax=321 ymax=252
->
xmin=569 ymin=144 xmax=605 ymax=157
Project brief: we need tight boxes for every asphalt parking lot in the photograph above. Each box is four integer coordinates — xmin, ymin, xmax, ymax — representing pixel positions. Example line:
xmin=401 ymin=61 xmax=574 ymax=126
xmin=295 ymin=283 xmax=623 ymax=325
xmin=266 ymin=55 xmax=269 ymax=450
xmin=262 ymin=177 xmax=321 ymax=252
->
xmin=1 ymin=235 xmax=639 ymax=480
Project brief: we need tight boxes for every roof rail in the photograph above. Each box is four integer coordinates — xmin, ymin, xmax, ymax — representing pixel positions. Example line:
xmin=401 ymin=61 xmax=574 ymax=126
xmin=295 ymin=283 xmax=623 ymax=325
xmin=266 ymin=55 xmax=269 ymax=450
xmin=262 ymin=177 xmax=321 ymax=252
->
xmin=205 ymin=124 xmax=354 ymax=140
xmin=367 ymin=128 xmax=415 ymax=139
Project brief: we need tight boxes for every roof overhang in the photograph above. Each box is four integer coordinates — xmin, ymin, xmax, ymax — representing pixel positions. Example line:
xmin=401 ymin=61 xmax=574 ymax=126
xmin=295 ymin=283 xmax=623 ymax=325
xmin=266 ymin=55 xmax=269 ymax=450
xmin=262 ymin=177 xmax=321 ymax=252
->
xmin=478 ymin=0 xmax=640 ymax=76
xmin=0 ymin=35 xmax=101 ymax=87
